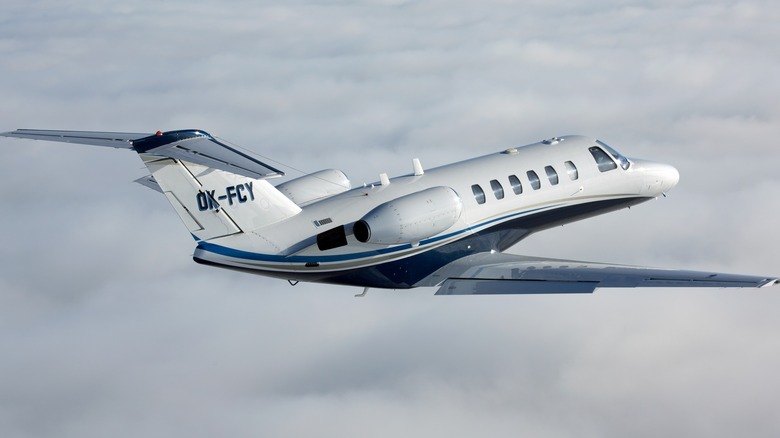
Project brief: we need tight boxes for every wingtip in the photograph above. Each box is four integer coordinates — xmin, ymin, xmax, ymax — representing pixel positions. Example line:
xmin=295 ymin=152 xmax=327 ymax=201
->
xmin=0 ymin=129 xmax=21 ymax=137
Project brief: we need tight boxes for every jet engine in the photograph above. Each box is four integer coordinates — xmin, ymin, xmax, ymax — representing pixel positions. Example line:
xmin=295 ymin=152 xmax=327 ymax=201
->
xmin=353 ymin=186 xmax=462 ymax=244
xmin=276 ymin=169 xmax=351 ymax=207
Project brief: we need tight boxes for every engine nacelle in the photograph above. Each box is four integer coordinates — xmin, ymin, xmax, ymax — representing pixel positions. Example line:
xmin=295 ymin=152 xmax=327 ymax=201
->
xmin=353 ymin=186 xmax=462 ymax=245
xmin=276 ymin=169 xmax=351 ymax=207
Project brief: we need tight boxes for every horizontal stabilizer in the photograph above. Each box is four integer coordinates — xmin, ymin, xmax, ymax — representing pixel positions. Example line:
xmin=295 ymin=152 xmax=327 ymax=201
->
xmin=1 ymin=128 xmax=284 ymax=180
xmin=2 ymin=129 xmax=143 ymax=148
xmin=134 ymin=175 xmax=162 ymax=193
xmin=131 ymin=130 xmax=284 ymax=180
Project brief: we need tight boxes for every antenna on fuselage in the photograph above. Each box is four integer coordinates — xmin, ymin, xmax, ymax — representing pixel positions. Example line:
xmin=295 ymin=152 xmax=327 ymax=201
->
xmin=413 ymin=158 xmax=424 ymax=176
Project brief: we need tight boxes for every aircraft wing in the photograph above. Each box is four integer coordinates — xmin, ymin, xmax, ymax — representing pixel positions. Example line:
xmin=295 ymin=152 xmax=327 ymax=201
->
xmin=423 ymin=253 xmax=779 ymax=295
xmin=1 ymin=129 xmax=284 ymax=180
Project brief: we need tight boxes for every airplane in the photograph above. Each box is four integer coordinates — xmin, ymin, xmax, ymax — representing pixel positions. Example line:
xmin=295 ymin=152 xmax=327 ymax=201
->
xmin=2 ymin=128 xmax=777 ymax=295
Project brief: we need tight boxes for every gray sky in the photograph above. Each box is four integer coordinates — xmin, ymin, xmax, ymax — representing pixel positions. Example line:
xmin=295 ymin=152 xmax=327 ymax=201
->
xmin=1 ymin=1 xmax=779 ymax=437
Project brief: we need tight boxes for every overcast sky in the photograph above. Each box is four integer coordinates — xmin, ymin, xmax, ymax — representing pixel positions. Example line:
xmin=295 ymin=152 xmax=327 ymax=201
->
xmin=1 ymin=1 xmax=779 ymax=437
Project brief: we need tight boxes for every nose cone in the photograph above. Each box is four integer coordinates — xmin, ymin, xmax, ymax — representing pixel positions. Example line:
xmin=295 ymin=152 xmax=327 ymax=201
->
xmin=644 ymin=162 xmax=680 ymax=195
xmin=658 ymin=163 xmax=680 ymax=193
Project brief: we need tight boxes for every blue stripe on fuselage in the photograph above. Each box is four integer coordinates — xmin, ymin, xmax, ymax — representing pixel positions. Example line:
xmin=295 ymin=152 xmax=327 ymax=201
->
xmin=195 ymin=204 xmax=560 ymax=264
xmin=194 ymin=196 xmax=653 ymax=289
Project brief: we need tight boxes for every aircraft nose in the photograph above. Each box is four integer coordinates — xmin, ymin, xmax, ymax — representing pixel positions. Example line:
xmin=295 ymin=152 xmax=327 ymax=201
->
xmin=645 ymin=162 xmax=680 ymax=195
xmin=658 ymin=163 xmax=680 ymax=192
xmin=633 ymin=159 xmax=680 ymax=196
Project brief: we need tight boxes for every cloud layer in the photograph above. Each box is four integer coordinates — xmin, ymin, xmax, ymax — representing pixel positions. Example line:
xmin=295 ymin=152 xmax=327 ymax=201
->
xmin=1 ymin=1 xmax=779 ymax=437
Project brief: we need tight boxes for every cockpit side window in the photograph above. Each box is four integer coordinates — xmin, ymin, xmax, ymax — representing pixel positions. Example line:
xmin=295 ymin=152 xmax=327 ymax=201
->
xmin=596 ymin=140 xmax=630 ymax=170
xmin=589 ymin=147 xmax=617 ymax=172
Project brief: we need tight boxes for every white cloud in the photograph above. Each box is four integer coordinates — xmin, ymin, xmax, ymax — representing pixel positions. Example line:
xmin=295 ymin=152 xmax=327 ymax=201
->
xmin=1 ymin=1 xmax=780 ymax=437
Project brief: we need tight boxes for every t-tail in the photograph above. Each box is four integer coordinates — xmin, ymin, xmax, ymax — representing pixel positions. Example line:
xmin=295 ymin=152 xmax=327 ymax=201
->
xmin=1 ymin=129 xmax=303 ymax=241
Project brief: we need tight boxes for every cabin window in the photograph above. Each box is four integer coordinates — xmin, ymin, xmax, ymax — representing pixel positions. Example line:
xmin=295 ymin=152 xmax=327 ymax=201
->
xmin=544 ymin=166 xmax=559 ymax=185
xmin=472 ymin=184 xmax=486 ymax=204
xmin=490 ymin=179 xmax=504 ymax=199
xmin=589 ymin=147 xmax=617 ymax=172
xmin=565 ymin=161 xmax=578 ymax=180
xmin=527 ymin=170 xmax=541 ymax=190
xmin=508 ymin=175 xmax=523 ymax=195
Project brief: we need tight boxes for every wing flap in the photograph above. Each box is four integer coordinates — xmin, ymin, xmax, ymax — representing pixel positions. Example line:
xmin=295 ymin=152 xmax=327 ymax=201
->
xmin=438 ymin=279 xmax=598 ymax=295
xmin=428 ymin=253 xmax=778 ymax=295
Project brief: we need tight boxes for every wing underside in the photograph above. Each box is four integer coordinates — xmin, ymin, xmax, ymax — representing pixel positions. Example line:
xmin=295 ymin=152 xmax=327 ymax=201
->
xmin=423 ymin=253 xmax=778 ymax=295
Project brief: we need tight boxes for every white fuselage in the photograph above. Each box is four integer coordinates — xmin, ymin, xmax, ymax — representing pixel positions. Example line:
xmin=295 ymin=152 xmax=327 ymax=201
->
xmin=192 ymin=135 xmax=679 ymax=288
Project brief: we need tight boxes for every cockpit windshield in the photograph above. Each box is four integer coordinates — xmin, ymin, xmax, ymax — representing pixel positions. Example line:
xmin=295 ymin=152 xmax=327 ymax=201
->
xmin=596 ymin=140 xmax=630 ymax=170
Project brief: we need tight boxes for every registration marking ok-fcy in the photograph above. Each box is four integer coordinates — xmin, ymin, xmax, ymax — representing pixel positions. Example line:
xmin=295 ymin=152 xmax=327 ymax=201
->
xmin=196 ymin=182 xmax=254 ymax=211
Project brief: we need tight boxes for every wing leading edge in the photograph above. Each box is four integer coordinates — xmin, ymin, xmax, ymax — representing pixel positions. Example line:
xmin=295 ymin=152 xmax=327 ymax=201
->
xmin=1 ymin=129 xmax=283 ymax=180
xmin=2 ymin=129 xmax=143 ymax=148
xmin=425 ymin=253 xmax=779 ymax=295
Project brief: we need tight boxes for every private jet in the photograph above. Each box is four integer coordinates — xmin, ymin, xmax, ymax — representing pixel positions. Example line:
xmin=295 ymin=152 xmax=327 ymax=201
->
xmin=3 ymin=129 xmax=776 ymax=295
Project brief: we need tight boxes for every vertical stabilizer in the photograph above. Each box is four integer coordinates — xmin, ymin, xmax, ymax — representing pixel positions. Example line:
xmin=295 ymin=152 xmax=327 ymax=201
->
xmin=0 ymin=128 xmax=304 ymax=241
xmin=141 ymin=155 xmax=301 ymax=241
